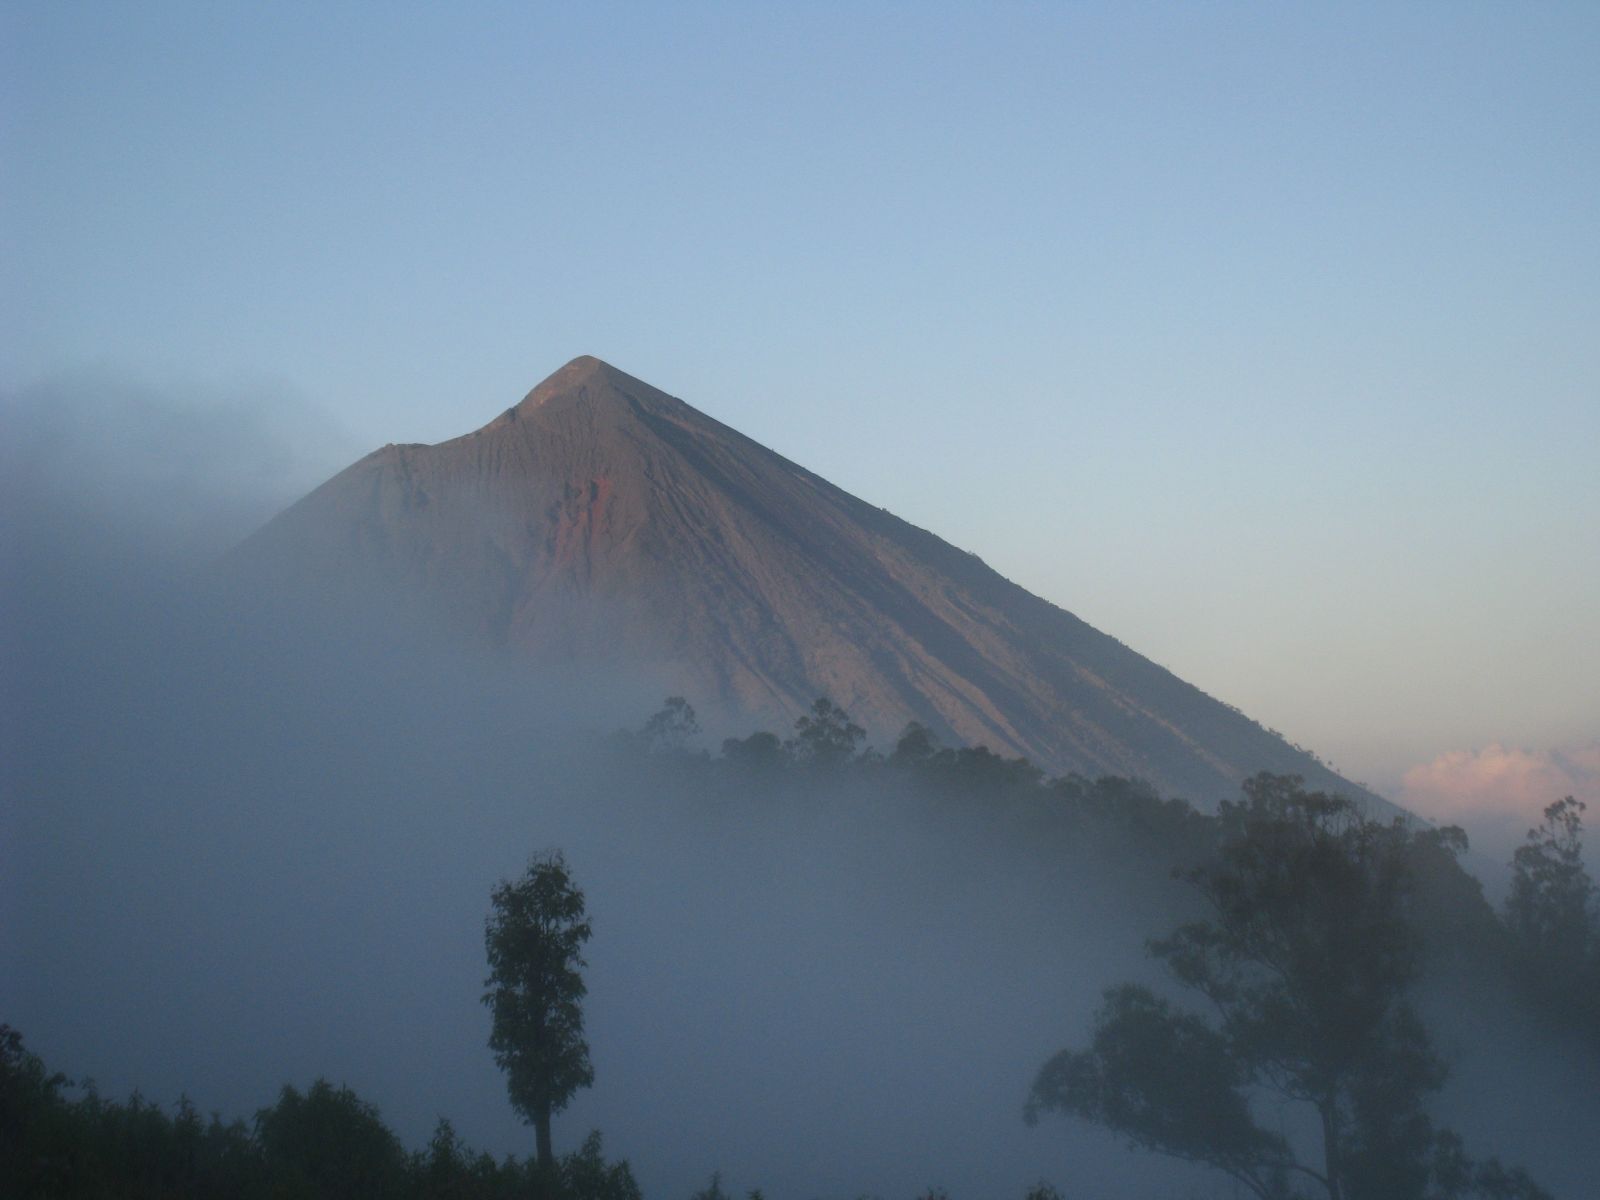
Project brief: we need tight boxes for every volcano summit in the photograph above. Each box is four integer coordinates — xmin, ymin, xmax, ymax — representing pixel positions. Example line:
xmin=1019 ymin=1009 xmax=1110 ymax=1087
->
xmin=237 ymin=356 xmax=1374 ymax=805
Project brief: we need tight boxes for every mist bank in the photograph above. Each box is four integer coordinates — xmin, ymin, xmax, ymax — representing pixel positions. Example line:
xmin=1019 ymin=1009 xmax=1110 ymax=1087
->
xmin=4 ymin=384 xmax=1597 ymax=1199
xmin=2 ymin=571 xmax=1206 ymax=1197
xmin=0 ymin=403 xmax=1204 ymax=1196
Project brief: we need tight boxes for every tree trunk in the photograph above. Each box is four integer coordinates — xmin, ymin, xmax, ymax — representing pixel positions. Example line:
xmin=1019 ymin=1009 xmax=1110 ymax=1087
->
xmin=536 ymin=1102 xmax=554 ymax=1173
xmin=1319 ymin=1100 xmax=1344 ymax=1200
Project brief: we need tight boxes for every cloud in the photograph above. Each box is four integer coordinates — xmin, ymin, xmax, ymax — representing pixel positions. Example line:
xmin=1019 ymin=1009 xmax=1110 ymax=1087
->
xmin=0 ymin=367 xmax=359 ymax=560
xmin=1399 ymin=742 xmax=1600 ymax=829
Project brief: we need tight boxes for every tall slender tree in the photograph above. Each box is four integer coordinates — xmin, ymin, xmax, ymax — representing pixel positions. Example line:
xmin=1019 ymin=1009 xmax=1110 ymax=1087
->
xmin=484 ymin=851 xmax=594 ymax=1181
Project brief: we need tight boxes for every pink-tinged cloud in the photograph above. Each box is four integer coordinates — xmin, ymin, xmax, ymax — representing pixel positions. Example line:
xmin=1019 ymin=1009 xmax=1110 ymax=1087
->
xmin=1399 ymin=742 xmax=1600 ymax=829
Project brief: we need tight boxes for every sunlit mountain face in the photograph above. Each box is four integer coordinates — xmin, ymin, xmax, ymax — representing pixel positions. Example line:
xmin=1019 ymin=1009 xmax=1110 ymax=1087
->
xmin=234 ymin=355 xmax=1381 ymax=808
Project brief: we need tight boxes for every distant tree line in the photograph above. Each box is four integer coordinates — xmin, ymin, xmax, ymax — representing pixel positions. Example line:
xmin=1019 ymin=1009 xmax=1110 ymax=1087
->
xmin=624 ymin=694 xmax=1600 ymax=1031
xmin=0 ymin=1027 xmax=637 ymax=1200
xmin=0 ymin=1026 xmax=1052 ymax=1200
xmin=620 ymin=697 xmax=1600 ymax=1052
xmin=616 ymin=696 xmax=1217 ymax=878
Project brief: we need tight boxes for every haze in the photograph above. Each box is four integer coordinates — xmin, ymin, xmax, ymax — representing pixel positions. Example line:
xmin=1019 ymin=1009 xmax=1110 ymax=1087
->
xmin=4 ymin=399 xmax=1594 ymax=1195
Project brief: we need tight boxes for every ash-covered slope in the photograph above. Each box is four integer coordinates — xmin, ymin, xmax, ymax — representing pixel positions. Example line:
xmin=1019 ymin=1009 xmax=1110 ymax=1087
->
xmin=236 ymin=356 xmax=1377 ymax=806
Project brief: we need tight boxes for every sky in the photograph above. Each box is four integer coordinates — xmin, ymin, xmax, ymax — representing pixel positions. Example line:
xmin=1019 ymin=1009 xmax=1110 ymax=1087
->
xmin=4 ymin=1 xmax=1597 ymax=823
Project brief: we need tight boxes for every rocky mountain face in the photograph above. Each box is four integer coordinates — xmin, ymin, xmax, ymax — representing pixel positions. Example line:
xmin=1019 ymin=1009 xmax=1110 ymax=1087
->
xmin=235 ymin=356 xmax=1378 ymax=806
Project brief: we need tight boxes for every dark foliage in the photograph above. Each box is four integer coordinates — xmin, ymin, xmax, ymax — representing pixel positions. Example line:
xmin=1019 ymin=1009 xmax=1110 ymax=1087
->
xmin=1503 ymin=797 xmax=1600 ymax=1045
xmin=785 ymin=697 xmax=867 ymax=768
xmin=558 ymin=1131 xmax=643 ymax=1200
xmin=0 ymin=1023 xmax=636 ymax=1200
xmin=639 ymin=697 xmax=702 ymax=755
xmin=624 ymin=697 xmax=1215 ymax=875
xmin=718 ymin=729 xmax=785 ymax=773
xmin=1027 ymin=775 xmax=1550 ymax=1200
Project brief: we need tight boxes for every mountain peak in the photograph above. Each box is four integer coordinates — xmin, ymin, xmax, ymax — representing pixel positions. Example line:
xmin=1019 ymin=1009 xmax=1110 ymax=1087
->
xmin=517 ymin=355 xmax=628 ymax=409
xmin=235 ymin=358 xmax=1385 ymax=809
xmin=556 ymin=353 xmax=613 ymax=379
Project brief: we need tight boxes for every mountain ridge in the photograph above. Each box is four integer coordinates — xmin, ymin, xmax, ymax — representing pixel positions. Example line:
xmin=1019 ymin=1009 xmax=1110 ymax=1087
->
xmin=234 ymin=356 xmax=1385 ymax=809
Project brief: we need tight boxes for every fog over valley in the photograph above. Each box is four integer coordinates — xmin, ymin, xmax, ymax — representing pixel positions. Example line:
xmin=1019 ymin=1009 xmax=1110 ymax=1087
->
xmin=4 ymin=378 xmax=1597 ymax=1199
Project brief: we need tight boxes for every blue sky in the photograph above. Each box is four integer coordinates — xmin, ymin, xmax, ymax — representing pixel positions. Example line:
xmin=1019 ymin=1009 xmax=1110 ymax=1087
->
xmin=5 ymin=2 xmax=1597 ymax=812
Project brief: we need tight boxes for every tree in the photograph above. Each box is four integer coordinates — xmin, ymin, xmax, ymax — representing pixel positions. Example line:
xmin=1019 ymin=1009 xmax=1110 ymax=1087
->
xmin=720 ymin=730 xmax=786 ymax=773
xmin=484 ymin=851 xmax=595 ymax=1181
xmin=254 ymin=1079 xmax=407 ymax=1199
xmin=1027 ymin=774 xmax=1547 ymax=1200
xmin=1503 ymin=796 xmax=1599 ymax=1043
xmin=889 ymin=721 xmax=941 ymax=768
xmin=1506 ymin=797 xmax=1594 ymax=964
xmin=640 ymin=696 xmax=701 ymax=754
xmin=785 ymin=697 xmax=865 ymax=768
xmin=557 ymin=1131 xmax=641 ymax=1200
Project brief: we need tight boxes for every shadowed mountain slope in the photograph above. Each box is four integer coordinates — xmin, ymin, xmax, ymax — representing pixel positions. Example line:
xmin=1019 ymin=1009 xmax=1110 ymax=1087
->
xmin=235 ymin=356 xmax=1380 ymax=806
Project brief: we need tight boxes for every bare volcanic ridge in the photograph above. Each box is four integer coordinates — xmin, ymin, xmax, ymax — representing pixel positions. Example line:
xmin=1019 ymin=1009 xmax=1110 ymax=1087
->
xmin=236 ymin=356 xmax=1379 ymax=807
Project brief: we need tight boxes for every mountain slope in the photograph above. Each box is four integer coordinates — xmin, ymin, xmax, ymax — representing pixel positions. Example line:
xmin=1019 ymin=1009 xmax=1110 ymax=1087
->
xmin=235 ymin=356 xmax=1379 ymax=806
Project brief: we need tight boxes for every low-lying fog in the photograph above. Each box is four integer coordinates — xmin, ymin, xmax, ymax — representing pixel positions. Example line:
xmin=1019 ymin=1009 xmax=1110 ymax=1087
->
xmin=3 ymin=379 xmax=1593 ymax=1198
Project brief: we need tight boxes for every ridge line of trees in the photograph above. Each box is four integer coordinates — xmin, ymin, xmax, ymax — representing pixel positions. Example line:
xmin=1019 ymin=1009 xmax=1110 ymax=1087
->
xmin=0 ymin=1026 xmax=638 ymax=1200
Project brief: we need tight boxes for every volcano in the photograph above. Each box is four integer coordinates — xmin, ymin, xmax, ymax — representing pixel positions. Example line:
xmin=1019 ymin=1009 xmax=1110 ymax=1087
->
xmin=236 ymin=356 xmax=1376 ymax=805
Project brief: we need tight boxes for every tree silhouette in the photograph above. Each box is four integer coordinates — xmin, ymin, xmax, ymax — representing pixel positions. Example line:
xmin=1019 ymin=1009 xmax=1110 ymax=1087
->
xmin=1504 ymin=797 xmax=1599 ymax=1045
xmin=1506 ymin=797 xmax=1594 ymax=965
xmin=254 ymin=1080 xmax=407 ymax=1199
xmin=640 ymin=696 xmax=701 ymax=753
xmin=1027 ymin=774 xmax=1548 ymax=1200
xmin=720 ymin=730 xmax=786 ymax=773
xmin=786 ymin=697 xmax=865 ymax=768
xmin=484 ymin=851 xmax=594 ymax=1182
